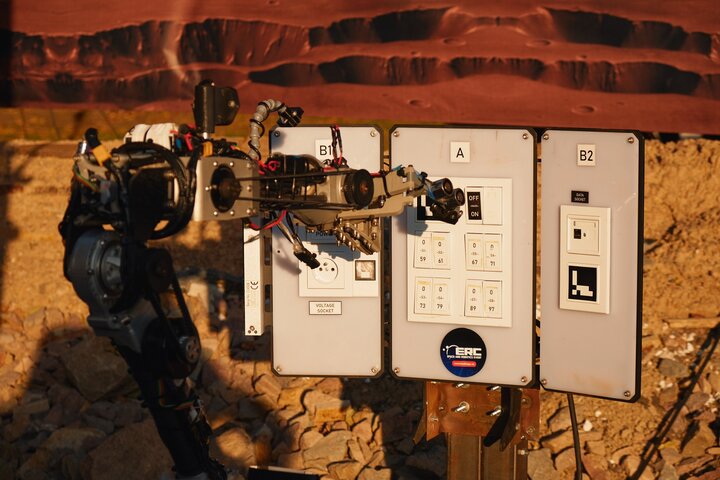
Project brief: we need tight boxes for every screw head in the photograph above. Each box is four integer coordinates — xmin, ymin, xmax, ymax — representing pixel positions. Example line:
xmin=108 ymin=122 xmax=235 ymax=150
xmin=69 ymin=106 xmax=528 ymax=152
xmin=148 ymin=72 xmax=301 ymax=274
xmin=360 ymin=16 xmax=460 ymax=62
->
xmin=229 ymin=161 xmax=235 ymax=167
xmin=371 ymin=367 xmax=378 ymax=374
xmin=213 ymin=211 xmax=219 ymax=216
xmin=205 ymin=186 xmax=211 ymax=191
xmin=230 ymin=210 xmax=235 ymax=216
xmin=627 ymin=137 xmax=635 ymax=144
xmin=393 ymin=131 xmax=400 ymax=137
xmin=273 ymin=131 xmax=280 ymax=137
xmin=275 ymin=365 xmax=282 ymax=372
xmin=540 ymin=378 xmax=547 ymax=385
xmin=212 ymin=161 xmax=218 ymax=167
xmin=624 ymin=390 xmax=631 ymax=398
xmin=522 ymin=133 xmax=529 ymax=140
xmin=542 ymin=133 xmax=549 ymax=140
xmin=370 ymin=130 xmax=377 ymax=137
xmin=521 ymin=376 xmax=528 ymax=383
xmin=393 ymin=367 xmax=400 ymax=374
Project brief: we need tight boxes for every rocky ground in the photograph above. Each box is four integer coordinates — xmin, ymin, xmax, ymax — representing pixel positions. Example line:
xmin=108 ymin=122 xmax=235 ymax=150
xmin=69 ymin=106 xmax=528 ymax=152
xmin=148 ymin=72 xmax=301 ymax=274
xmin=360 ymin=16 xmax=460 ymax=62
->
xmin=0 ymin=135 xmax=719 ymax=480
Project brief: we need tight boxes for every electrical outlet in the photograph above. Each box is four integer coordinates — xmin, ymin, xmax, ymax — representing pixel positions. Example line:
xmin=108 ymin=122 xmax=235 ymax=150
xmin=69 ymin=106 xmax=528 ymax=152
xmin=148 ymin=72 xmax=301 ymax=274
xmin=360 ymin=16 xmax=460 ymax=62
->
xmin=567 ymin=215 xmax=599 ymax=255
xmin=307 ymin=255 xmax=344 ymax=290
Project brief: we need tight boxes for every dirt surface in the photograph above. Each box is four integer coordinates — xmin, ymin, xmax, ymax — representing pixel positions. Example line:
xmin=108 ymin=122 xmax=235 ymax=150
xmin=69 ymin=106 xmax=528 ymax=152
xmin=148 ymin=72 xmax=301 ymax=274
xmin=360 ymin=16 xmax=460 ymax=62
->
xmin=2 ymin=2 xmax=720 ymax=133
xmin=1 ymin=131 xmax=720 ymax=479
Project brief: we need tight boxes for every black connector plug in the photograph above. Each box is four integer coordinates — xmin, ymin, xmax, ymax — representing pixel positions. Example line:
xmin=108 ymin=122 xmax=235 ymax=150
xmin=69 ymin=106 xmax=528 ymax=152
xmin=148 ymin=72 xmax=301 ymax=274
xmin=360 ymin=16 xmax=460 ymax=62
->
xmin=277 ymin=107 xmax=304 ymax=127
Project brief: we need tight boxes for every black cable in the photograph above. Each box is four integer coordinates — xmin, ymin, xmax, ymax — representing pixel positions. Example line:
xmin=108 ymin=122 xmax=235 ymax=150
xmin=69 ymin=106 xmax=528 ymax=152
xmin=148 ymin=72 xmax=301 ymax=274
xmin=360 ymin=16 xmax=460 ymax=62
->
xmin=567 ymin=393 xmax=583 ymax=480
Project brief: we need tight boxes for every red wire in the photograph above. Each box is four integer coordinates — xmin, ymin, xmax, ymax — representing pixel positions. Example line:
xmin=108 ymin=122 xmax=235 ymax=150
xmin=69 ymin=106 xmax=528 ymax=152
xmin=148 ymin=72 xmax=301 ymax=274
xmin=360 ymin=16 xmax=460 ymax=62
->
xmin=247 ymin=210 xmax=287 ymax=231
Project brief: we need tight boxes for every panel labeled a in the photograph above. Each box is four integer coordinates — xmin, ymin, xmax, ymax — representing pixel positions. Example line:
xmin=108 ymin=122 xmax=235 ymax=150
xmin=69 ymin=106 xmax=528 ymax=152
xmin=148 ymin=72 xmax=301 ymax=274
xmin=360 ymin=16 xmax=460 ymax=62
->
xmin=540 ymin=130 xmax=643 ymax=402
xmin=270 ymin=126 xmax=383 ymax=377
xmin=391 ymin=126 xmax=536 ymax=386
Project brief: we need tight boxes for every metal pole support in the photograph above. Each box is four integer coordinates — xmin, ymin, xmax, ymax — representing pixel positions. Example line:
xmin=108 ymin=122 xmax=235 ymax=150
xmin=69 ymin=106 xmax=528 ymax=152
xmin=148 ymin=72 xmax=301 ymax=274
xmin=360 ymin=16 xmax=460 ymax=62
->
xmin=422 ymin=382 xmax=539 ymax=480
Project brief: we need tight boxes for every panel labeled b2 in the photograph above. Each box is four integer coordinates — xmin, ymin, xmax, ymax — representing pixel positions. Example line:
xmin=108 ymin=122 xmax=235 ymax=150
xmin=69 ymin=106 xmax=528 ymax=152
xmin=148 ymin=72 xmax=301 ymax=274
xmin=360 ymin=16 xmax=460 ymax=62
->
xmin=541 ymin=129 xmax=642 ymax=402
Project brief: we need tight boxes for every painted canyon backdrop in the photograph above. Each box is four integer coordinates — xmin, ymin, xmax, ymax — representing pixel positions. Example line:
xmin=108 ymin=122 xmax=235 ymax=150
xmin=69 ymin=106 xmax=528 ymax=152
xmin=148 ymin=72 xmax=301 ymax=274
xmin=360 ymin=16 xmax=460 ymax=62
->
xmin=1 ymin=0 xmax=719 ymax=133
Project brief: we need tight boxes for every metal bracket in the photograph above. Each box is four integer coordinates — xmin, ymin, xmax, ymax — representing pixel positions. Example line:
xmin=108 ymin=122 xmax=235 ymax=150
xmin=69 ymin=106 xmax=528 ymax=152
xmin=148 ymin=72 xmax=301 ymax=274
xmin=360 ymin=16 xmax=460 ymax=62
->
xmin=424 ymin=382 xmax=539 ymax=446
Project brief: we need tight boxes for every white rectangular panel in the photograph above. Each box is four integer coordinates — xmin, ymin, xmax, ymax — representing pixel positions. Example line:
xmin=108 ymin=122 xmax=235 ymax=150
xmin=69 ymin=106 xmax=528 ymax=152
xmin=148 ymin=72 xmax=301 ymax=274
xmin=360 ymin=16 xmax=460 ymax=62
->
xmin=540 ymin=130 xmax=643 ymax=401
xmin=270 ymin=126 xmax=383 ymax=377
xmin=243 ymin=227 xmax=272 ymax=336
xmin=391 ymin=126 xmax=536 ymax=386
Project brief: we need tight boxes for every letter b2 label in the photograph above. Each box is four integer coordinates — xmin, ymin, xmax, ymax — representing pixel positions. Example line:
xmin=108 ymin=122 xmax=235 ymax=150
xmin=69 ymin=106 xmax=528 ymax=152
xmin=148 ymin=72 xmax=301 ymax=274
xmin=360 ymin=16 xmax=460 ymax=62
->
xmin=577 ymin=144 xmax=596 ymax=166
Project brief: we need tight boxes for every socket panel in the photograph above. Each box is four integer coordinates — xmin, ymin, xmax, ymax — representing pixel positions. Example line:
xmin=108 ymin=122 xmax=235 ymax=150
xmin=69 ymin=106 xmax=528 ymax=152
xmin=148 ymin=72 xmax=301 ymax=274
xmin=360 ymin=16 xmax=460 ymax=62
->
xmin=540 ymin=129 xmax=642 ymax=402
xmin=270 ymin=125 xmax=383 ymax=377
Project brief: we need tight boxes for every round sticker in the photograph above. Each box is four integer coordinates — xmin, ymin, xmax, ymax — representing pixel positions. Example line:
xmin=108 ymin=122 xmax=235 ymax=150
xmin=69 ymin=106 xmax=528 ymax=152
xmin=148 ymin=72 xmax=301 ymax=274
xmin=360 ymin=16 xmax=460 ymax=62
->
xmin=440 ymin=328 xmax=487 ymax=377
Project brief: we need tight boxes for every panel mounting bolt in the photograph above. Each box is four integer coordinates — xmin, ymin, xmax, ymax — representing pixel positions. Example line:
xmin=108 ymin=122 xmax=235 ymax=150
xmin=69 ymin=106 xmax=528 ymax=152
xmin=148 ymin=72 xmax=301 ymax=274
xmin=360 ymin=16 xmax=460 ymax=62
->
xmin=542 ymin=133 xmax=549 ymax=140
xmin=487 ymin=406 xmax=503 ymax=417
xmin=212 ymin=161 xmax=218 ymax=167
xmin=627 ymin=137 xmax=635 ymax=144
xmin=371 ymin=367 xmax=378 ymax=374
xmin=624 ymin=390 xmax=631 ymax=397
xmin=453 ymin=401 xmax=471 ymax=414
xmin=522 ymin=133 xmax=529 ymax=140
xmin=213 ymin=211 xmax=219 ymax=216
xmin=393 ymin=131 xmax=400 ymax=137
xmin=370 ymin=130 xmax=377 ymax=137
xmin=229 ymin=210 xmax=235 ymax=216
xmin=393 ymin=367 xmax=400 ymax=374
xmin=521 ymin=376 xmax=528 ymax=383
xmin=273 ymin=131 xmax=280 ymax=137
xmin=541 ymin=378 xmax=547 ymax=385
xmin=275 ymin=365 xmax=282 ymax=372
xmin=229 ymin=161 xmax=235 ymax=167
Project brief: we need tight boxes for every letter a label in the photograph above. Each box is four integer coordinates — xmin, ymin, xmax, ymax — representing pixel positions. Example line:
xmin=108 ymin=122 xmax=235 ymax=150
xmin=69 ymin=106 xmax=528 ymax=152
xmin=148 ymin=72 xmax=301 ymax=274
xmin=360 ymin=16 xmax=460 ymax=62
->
xmin=450 ymin=142 xmax=471 ymax=163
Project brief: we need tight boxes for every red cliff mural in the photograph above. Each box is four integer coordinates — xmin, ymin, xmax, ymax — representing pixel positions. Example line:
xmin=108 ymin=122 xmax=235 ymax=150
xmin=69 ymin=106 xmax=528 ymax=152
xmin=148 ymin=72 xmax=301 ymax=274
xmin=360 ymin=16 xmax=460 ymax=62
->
xmin=1 ymin=1 xmax=719 ymax=133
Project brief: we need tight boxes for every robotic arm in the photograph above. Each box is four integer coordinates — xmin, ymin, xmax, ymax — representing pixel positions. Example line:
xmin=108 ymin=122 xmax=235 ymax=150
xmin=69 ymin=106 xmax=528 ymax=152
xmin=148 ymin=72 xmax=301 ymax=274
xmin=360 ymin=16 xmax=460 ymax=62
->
xmin=59 ymin=81 xmax=465 ymax=479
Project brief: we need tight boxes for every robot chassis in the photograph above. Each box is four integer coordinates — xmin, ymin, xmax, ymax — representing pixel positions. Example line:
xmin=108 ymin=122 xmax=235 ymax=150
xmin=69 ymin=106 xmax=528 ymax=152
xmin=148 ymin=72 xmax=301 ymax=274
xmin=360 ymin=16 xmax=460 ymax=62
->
xmin=59 ymin=81 xmax=466 ymax=479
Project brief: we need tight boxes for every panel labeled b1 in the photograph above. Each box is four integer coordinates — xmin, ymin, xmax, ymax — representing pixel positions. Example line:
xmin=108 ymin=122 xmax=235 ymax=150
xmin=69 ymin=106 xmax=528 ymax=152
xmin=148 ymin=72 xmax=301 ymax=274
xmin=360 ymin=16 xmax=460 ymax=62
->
xmin=270 ymin=126 xmax=383 ymax=377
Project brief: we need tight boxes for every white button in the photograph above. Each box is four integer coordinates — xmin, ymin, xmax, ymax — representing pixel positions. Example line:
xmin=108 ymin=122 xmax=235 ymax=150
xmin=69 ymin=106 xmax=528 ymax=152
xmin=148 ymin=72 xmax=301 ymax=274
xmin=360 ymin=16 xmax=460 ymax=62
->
xmin=465 ymin=281 xmax=483 ymax=317
xmin=483 ymin=281 xmax=501 ymax=318
xmin=482 ymin=187 xmax=502 ymax=225
xmin=465 ymin=234 xmax=483 ymax=270
xmin=484 ymin=234 xmax=502 ymax=271
xmin=432 ymin=279 xmax=451 ymax=315
xmin=414 ymin=278 xmax=432 ymax=314
xmin=414 ymin=232 xmax=433 ymax=268
xmin=432 ymin=232 xmax=450 ymax=269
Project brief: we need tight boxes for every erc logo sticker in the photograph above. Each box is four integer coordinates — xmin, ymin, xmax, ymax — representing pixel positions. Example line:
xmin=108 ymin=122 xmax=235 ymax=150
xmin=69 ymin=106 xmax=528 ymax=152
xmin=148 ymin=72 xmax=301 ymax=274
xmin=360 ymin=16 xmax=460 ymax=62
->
xmin=440 ymin=328 xmax=487 ymax=377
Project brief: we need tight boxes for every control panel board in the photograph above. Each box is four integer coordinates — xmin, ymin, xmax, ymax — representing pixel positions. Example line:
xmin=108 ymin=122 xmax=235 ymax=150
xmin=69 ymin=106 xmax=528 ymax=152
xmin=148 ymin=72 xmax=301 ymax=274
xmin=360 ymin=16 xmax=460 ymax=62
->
xmin=391 ymin=126 xmax=536 ymax=386
xmin=407 ymin=178 xmax=512 ymax=328
xmin=540 ymin=129 xmax=643 ymax=401
xmin=270 ymin=126 xmax=383 ymax=377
